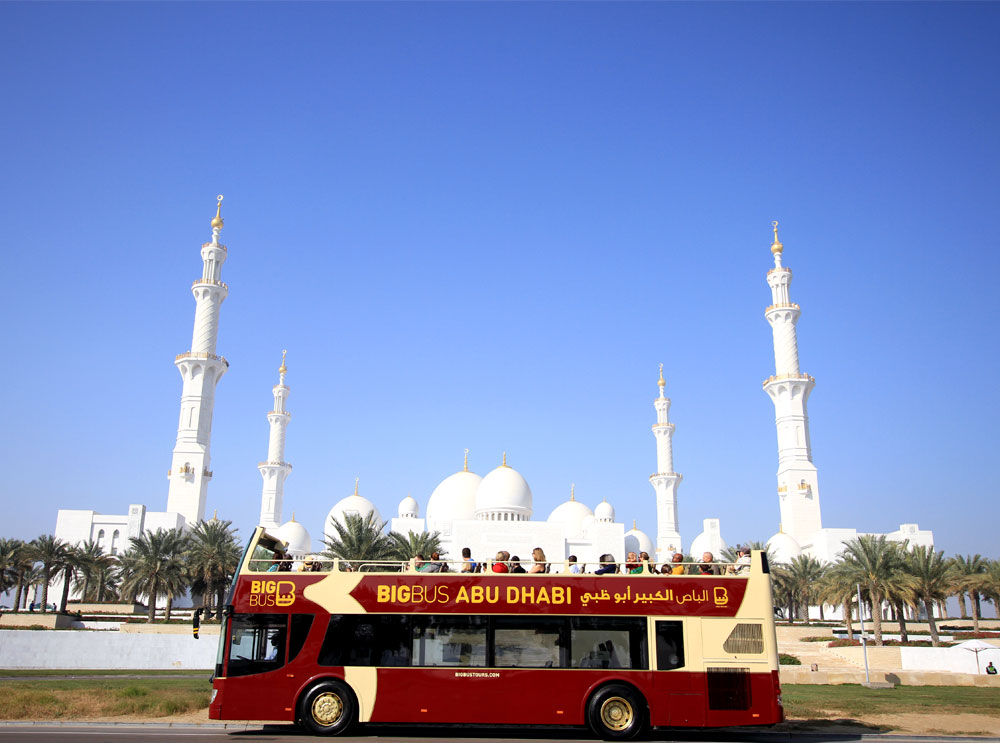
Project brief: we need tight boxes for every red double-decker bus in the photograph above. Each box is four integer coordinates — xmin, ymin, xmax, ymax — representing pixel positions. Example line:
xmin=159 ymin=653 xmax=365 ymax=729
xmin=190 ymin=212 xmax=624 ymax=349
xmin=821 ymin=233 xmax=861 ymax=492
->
xmin=209 ymin=528 xmax=783 ymax=738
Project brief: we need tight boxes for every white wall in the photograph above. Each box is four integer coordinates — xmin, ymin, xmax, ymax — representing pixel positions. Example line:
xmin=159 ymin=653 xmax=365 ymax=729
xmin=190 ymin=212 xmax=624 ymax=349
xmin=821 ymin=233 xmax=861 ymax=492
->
xmin=0 ymin=630 xmax=216 ymax=669
xmin=901 ymin=645 xmax=1000 ymax=675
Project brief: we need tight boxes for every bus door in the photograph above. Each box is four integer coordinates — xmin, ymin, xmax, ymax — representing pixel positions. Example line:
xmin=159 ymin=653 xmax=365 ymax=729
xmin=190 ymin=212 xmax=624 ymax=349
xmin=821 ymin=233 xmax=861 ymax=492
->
xmin=652 ymin=619 xmax=705 ymax=727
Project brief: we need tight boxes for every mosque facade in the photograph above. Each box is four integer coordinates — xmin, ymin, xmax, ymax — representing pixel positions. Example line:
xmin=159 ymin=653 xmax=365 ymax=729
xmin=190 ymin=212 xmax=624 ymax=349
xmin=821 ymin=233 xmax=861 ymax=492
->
xmin=52 ymin=204 xmax=933 ymax=592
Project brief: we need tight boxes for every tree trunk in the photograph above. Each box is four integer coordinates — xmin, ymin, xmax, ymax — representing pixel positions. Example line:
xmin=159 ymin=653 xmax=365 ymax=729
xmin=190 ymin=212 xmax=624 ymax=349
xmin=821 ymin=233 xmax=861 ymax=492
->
xmin=870 ymin=593 xmax=884 ymax=646
xmin=147 ymin=584 xmax=157 ymax=623
xmin=973 ymin=592 xmax=981 ymax=631
xmin=81 ymin=575 xmax=91 ymax=603
xmin=959 ymin=592 xmax=969 ymax=618
xmin=165 ymin=595 xmax=173 ymax=623
xmin=819 ymin=603 xmax=825 ymax=621
xmin=40 ymin=567 xmax=51 ymax=613
xmin=844 ymin=601 xmax=855 ymax=640
xmin=216 ymin=586 xmax=226 ymax=620
xmin=925 ymin=599 xmax=941 ymax=646
xmin=60 ymin=566 xmax=72 ymax=613
xmin=895 ymin=600 xmax=908 ymax=643
xmin=13 ymin=572 xmax=24 ymax=613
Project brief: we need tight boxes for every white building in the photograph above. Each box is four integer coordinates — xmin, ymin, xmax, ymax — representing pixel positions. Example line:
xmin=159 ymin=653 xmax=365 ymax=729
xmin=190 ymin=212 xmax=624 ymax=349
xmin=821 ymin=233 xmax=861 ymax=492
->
xmin=54 ymin=198 xmax=230 ymax=576
xmin=756 ymin=222 xmax=933 ymax=565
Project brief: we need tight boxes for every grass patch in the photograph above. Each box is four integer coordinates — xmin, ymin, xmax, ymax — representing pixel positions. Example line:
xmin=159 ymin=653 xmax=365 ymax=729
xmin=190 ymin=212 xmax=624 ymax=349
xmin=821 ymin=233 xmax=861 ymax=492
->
xmin=782 ymin=684 xmax=1000 ymax=720
xmin=0 ymin=678 xmax=211 ymax=720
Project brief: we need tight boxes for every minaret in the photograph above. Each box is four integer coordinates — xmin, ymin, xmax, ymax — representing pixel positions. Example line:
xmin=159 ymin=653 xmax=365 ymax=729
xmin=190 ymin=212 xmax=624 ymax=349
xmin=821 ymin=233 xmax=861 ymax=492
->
xmin=649 ymin=364 xmax=683 ymax=556
xmin=166 ymin=196 xmax=230 ymax=526
xmin=259 ymin=351 xmax=293 ymax=529
xmin=763 ymin=221 xmax=822 ymax=546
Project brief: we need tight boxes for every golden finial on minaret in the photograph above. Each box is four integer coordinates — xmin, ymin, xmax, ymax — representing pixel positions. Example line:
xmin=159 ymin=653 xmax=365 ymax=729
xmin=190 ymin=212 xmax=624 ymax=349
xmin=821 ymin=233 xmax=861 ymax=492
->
xmin=211 ymin=194 xmax=224 ymax=230
xmin=633 ymin=519 xmax=637 ymax=530
xmin=658 ymin=363 xmax=665 ymax=388
xmin=211 ymin=509 xmax=218 ymax=521
xmin=463 ymin=448 xmax=469 ymax=472
xmin=502 ymin=451 xmax=508 ymax=468
xmin=291 ymin=512 xmax=296 ymax=523
xmin=279 ymin=349 xmax=287 ymax=375
xmin=570 ymin=483 xmax=575 ymax=501
xmin=354 ymin=477 xmax=359 ymax=496
xmin=770 ymin=220 xmax=783 ymax=255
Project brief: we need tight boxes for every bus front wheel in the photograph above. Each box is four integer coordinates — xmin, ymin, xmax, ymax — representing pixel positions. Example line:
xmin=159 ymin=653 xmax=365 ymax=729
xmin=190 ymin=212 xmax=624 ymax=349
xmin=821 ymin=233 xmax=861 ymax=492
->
xmin=299 ymin=679 xmax=357 ymax=736
xmin=586 ymin=684 xmax=647 ymax=740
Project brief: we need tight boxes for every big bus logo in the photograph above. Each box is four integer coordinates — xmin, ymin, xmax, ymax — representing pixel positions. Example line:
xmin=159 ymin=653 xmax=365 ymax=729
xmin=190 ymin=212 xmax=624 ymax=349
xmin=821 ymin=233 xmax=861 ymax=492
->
xmin=249 ymin=580 xmax=295 ymax=607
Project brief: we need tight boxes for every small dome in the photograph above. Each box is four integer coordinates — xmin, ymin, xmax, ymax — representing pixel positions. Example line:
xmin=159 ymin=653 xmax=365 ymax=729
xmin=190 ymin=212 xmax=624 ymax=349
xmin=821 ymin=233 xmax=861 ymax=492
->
xmin=398 ymin=495 xmax=419 ymax=519
xmin=274 ymin=519 xmax=311 ymax=557
xmin=474 ymin=463 xmax=532 ymax=520
xmin=324 ymin=494 xmax=382 ymax=544
xmin=594 ymin=499 xmax=615 ymax=522
xmin=766 ymin=531 xmax=802 ymax=565
xmin=624 ymin=525 xmax=655 ymax=556
xmin=426 ymin=470 xmax=482 ymax=521
xmin=547 ymin=498 xmax=594 ymax=537
xmin=690 ymin=518 xmax=728 ymax=560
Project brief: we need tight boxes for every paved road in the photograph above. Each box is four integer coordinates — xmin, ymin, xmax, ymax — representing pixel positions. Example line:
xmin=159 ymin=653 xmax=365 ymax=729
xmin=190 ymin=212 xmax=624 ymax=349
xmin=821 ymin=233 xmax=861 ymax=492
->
xmin=1 ymin=726 xmax=997 ymax=743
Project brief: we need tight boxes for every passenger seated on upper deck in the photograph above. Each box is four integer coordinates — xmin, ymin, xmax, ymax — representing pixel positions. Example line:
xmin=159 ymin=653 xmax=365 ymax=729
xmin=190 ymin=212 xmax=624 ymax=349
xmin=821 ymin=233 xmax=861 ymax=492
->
xmin=509 ymin=555 xmax=526 ymax=573
xmin=419 ymin=552 xmax=445 ymax=572
xmin=637 ymin=551 xmax=652 ymax=573
xmin=528 ymin=547 xmax=548 ymax=574
xmin=693 ymin=551 xmax=721 ymax=576
xmin=669 ymin=552 xmax=685 ymax=575
xmin=568 ymin=555 xmax=583 ymax=574
xmin=594 ymin=554 xmax=618 ymax=575
xmin=491 ymin=551 xmax=509 ymax=573
xmin=460 ymin=547 xmax=478 ymax=573
xmin=625 ymin=551 xmax=639 ymax=574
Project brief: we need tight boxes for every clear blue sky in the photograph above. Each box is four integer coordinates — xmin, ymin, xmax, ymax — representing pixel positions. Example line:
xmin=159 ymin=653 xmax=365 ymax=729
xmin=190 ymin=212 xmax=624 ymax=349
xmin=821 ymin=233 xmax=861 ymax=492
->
xmin=1 ymin=2 xmax=997 ymax=559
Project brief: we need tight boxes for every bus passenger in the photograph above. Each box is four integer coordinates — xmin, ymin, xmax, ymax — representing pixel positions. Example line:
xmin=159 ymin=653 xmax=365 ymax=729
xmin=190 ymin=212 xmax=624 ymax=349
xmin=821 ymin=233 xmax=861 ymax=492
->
xmin=568 ymin=555 xmax=583 ymax=574
xmin=509 ymin=556 xmax=526 ymax=573
xmin=669 ymin=552 xmax=685 ymax=575
xmin=491 ymin=551 xmax=509 ymax=573
xmin=528 ymin=547 xmax=548 ymax=574
xmin=638 ymin=551 xmax=652 ymax=573
xmin=625 ymin=551 xmax=639 ymax=573
xmin=695 ymin=552 xmax=720 ymax=576
xmin=460 ymin=547 xmax=478 ymax=573
xmin=594 ymin=554 xmax=618 ymax=575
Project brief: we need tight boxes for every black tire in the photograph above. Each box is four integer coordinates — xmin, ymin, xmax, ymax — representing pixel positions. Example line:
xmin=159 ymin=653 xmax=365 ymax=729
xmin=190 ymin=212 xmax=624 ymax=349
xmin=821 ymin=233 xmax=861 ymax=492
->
xmin=298 ymin=679 xmax=357 ymax=736
xmin=586 ymin=683 xmax=647 ymax=740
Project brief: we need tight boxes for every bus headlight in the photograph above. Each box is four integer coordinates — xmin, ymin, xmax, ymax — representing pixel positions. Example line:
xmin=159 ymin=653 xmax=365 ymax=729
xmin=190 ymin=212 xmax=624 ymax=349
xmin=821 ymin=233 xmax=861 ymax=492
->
xmin=210 ymin=689 xmax=218 ymax=703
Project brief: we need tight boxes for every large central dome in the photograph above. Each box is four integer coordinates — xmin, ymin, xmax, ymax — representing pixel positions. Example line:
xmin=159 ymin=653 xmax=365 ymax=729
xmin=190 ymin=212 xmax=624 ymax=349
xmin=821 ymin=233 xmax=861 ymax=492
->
xmin=475 ymin=459 xmax=532 ymax=521
xmin=426 ymin=470 xmax=482 ymax=521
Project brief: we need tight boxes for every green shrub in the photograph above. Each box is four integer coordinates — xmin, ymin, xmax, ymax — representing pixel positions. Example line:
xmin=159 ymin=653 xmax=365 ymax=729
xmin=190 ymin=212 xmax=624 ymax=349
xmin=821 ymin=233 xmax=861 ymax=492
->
xmin=779 ymin=653 xmax=802 ymax=665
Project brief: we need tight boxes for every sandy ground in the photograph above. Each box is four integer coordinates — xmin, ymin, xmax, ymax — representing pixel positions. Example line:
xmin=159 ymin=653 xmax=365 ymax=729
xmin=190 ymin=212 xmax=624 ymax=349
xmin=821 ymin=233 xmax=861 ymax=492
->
xmin=63 ymin=708 xmax=1000 ymax=736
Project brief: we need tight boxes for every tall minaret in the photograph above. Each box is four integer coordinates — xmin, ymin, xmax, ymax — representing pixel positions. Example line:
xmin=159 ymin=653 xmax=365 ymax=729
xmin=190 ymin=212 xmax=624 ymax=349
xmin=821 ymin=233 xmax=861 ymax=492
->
xmin=650 ymin=364 xmax=683 ymax=557
xmin=259 ymin=351 xmax=293 ymax=529
xmin=165 ymin=196 xmax=230 ymax=526
xmin=763 ymin=221 xmax=822 ymax=546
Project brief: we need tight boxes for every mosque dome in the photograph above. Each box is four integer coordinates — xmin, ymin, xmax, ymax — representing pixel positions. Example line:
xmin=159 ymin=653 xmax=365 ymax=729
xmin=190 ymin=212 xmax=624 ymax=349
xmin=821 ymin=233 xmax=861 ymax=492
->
xmin=398 ymin=495 xmax=419 ymax=519
xmin=426 ymin=470 xmax=482 ymax=522
xmin=624 ymin=523 xmax=655 ymax=556
xmin=547 ymin=488 xmax=594 ymax=537
xmin=474 ymin=457 xmax=533 ymax=521
xmin=766 ymin=531 xmax=802 ymax=565
xmin=324 ymin=491 xmax=382 ymax=544
xmin=594 ymin=499 xmax=615 ymax=523
xmin=274 ymin=517 xmax=311 ymax=557
xmin=580 ymin=513 xmax=596 ymax=533
xmin=690 ymin=518 xmax=728 ymax=560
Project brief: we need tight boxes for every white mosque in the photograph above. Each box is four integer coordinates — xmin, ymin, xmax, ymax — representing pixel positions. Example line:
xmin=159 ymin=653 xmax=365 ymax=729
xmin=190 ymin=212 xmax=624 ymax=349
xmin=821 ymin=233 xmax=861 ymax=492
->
xmin=53 ymin=202 xmax=933 ymax=584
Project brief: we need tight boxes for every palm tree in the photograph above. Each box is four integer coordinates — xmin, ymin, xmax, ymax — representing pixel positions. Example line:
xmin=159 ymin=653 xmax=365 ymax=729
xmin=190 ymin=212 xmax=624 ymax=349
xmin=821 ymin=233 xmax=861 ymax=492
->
xmin=770 ymin=564 xmax=795 ymax=621
xmin=837 ymin=534 xmax=906 ymax=646
xmin=323 ymin=512 xmax=394 ymax=567
xmin=119 ymin=528 xmax=188 ymax=622
xmin=8 ymin=540 xmax=34 ymax=612
xmin=28 ymin=535 xmax=69 ymax=613
xmin=908 ymin=545 xmax=950 ymax=645
xmin=721 ymin=541 xmax=777 ymax=567
xmin=782 ymin=555 xmax=827 ymax=623
xmin=0 ymin=538 xmax=19 ymax=596
xmin=387 ymin=530 xmax=443 ymax=562
xmin=977 ymin=559 xmax=1000 ymax=618
xmin=72 ymin=539 xmax=115 ymax=602
xmin=818 ymin=564 xmax=859 ymax=640
xmin=879 ymin=543 xmax=917 ymax=644
xmin=950 ymin=554 xmax=988 ymax=632
xmin=57 ymin=544 xmax=88 ymax=613
xmin=186 ymin=518 xmax=242 ymax=619
xmin=21 ymin=566 xmax=43 ymax=610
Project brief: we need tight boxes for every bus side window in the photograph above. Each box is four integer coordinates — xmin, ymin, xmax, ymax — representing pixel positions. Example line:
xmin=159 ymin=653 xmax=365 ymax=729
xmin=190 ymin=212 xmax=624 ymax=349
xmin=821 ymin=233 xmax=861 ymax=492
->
xmin=493 ymin=617 xmax=567 ymax=669
xmin=413 ymin=616 xmax=488 ymax=667
xmin=655 ymin=620 xmax=685 ymax=670
xmin=288 ymin=614 xmax=314 ymax=664
xmin=570 ymin=617 xmax=647 ymax=670
xmin=319 ymin=615 xmax=411 ymax=667
xmin=227 ymin=613 xmax=288 ymax=677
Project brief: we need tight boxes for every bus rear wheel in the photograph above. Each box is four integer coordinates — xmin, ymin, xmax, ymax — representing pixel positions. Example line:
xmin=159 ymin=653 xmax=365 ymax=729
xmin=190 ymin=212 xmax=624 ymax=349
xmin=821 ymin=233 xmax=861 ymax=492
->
xmin=586 ymin=684 xmax=647 ymax=740
xmin=299 ymin=679 xmax=357 ymax=736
